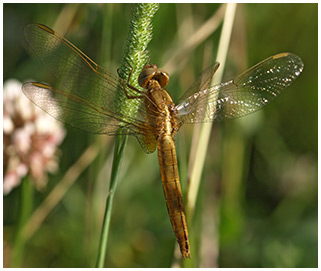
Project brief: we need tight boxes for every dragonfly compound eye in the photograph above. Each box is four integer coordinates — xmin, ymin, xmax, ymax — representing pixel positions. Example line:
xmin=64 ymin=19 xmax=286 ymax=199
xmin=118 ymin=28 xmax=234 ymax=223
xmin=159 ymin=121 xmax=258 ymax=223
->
xmin=138 ymin=66 xmax=169 ymax=88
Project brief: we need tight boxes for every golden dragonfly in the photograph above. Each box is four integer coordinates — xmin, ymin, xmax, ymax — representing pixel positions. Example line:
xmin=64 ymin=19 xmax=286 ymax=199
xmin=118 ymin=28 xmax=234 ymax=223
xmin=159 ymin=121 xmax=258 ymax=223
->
xmin=22 ymin=24 xmax=304 ymax=259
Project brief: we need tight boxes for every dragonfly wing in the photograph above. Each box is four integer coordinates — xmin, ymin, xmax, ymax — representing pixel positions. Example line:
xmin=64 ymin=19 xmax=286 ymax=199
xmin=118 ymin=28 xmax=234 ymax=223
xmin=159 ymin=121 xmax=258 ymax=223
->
xmin=176 ymin=53 xmax=304 ymax=123
xmin=135 ymin=130 xmax=157 ymax=153
xmin=22 ymin=82 xmax=140 ymax=135
xmin=177 ymin=62 xmax=220 ymax=102
xmin=24 ymin=24 xmax=138 ymax=120
xmin=22 ymin=82 xmax=157 ymax=153
xmin=23 ymin=24 xmax=159 ymax=152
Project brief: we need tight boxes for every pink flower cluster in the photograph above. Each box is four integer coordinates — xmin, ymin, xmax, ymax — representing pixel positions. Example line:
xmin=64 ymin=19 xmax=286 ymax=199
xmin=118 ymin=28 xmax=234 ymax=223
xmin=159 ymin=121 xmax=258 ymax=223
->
xmin=3 ymin=79 xmax=66 ymax=195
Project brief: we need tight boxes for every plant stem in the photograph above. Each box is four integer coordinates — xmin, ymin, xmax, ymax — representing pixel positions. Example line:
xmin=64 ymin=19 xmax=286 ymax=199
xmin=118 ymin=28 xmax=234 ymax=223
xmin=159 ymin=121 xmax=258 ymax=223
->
xmin=95 ymin=135 xmax=127 ymax=267
xmin=184 ymin=3 xmax=237 ymax=266
xmin=11 ymin=177 xmax=34 ymax=267
xmin=187 ymin=2 xmax=237 ymax=219
xmin=95 ymin=3 xmax=159 ymax=267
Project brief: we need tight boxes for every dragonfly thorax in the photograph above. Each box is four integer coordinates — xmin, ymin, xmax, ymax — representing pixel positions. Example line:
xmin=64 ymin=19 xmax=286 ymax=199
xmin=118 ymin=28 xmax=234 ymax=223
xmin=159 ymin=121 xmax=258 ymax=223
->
xmin=144 ymin=87 xmax=179 ymax=138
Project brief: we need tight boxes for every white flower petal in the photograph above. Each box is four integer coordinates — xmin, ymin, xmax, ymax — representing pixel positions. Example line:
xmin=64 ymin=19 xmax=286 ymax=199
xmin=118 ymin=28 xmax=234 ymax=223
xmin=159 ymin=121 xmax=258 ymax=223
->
xmin=4 ymin=171 xmax=21 ymax=195
xmin=3 ymin=115 xmax=14 ymax=134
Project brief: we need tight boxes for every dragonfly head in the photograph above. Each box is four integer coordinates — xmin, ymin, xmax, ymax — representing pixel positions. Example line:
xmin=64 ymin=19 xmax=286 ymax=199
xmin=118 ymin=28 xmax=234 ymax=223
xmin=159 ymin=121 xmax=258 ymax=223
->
xmin=138 ymin=64 xmax=169 ymax=89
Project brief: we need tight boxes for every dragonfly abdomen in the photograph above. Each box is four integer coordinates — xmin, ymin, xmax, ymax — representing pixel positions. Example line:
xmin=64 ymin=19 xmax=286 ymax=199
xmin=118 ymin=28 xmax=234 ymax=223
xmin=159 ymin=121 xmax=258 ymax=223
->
xmin=157 ymin=135 xmax=191 ymax=259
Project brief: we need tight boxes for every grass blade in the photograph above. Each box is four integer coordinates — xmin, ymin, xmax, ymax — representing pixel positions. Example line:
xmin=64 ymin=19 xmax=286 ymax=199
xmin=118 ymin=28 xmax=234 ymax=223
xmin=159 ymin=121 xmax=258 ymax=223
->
xmin=95 ymin=4 xmax=159 ymax=267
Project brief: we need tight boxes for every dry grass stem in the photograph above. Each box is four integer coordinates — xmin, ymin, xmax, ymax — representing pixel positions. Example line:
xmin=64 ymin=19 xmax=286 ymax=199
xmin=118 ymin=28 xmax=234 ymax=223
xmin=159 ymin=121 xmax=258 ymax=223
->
xmin=20 ymin=139 xmax=105 ymax=241
xmin=186 ymin=3 xmax=237 ymax=216
xmin=163 ymin=4 xmax=227 ymax=74
xmin=53 ymin=3 xmax=81 ymax=36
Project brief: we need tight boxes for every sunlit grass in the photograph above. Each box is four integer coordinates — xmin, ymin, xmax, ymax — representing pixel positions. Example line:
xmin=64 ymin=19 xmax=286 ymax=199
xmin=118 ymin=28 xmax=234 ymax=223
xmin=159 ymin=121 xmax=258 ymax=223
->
xmin=3 ymin=3 xmax=317 ymax=268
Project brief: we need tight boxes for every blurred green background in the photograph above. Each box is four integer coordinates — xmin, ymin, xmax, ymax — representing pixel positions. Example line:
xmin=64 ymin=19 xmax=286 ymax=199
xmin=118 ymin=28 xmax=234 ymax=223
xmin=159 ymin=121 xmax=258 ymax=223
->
xmin=3 ymin=3 xmax=317 ymax=268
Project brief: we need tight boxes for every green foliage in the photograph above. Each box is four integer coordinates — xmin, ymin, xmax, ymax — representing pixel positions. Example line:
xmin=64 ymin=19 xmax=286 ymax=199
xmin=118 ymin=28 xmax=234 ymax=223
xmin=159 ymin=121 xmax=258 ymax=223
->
xmin=3 ymin=3 xmax=317 ymax=268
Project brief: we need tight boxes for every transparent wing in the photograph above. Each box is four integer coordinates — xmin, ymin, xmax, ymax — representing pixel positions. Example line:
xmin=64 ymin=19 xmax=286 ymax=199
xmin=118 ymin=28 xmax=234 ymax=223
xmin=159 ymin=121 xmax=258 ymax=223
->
xmin=22 ymin=82 xmax=135 ymax=134
xmin=22 ymin=82 xmax=157 ymax=153
xmin=22 ymin=24 xmax=157 ymax=153
xmin=176 ymin=53 xmax=304 ymax=123
xmin=24 ymin=24 xmax=125 ymax=113
xmin=178 ymin=62 xmax=220 ymax=102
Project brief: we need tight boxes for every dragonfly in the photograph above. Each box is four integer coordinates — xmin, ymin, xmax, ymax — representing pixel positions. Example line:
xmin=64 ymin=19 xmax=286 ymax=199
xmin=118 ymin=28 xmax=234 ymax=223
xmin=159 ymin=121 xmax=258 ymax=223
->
xmin=22 ymin=23 xmax=304 ymax=259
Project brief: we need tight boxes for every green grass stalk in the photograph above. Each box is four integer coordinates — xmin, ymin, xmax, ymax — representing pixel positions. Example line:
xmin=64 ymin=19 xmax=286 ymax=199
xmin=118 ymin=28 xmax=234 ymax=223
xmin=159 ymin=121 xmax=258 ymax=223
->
xmin=95 ymin=135 xmax=127 ymax=267
xmin=11 ymin=177 xmax=34 ymax=267
xmin=95 ymin=3 xmax=159 ymax=267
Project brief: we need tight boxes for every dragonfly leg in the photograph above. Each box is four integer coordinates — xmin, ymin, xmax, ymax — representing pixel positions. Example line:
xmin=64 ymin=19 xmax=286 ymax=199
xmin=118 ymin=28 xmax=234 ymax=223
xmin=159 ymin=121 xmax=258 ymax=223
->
xmin=117 ymin=65 xmax=159 ymax=109
xmin=117 ymin=67 xmax=143 ymax=100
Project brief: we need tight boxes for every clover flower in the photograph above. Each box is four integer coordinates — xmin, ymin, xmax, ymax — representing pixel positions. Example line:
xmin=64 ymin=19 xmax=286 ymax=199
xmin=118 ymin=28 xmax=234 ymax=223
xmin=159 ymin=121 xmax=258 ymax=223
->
xmin=3 ymin=79 xmax=66 ymax=194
